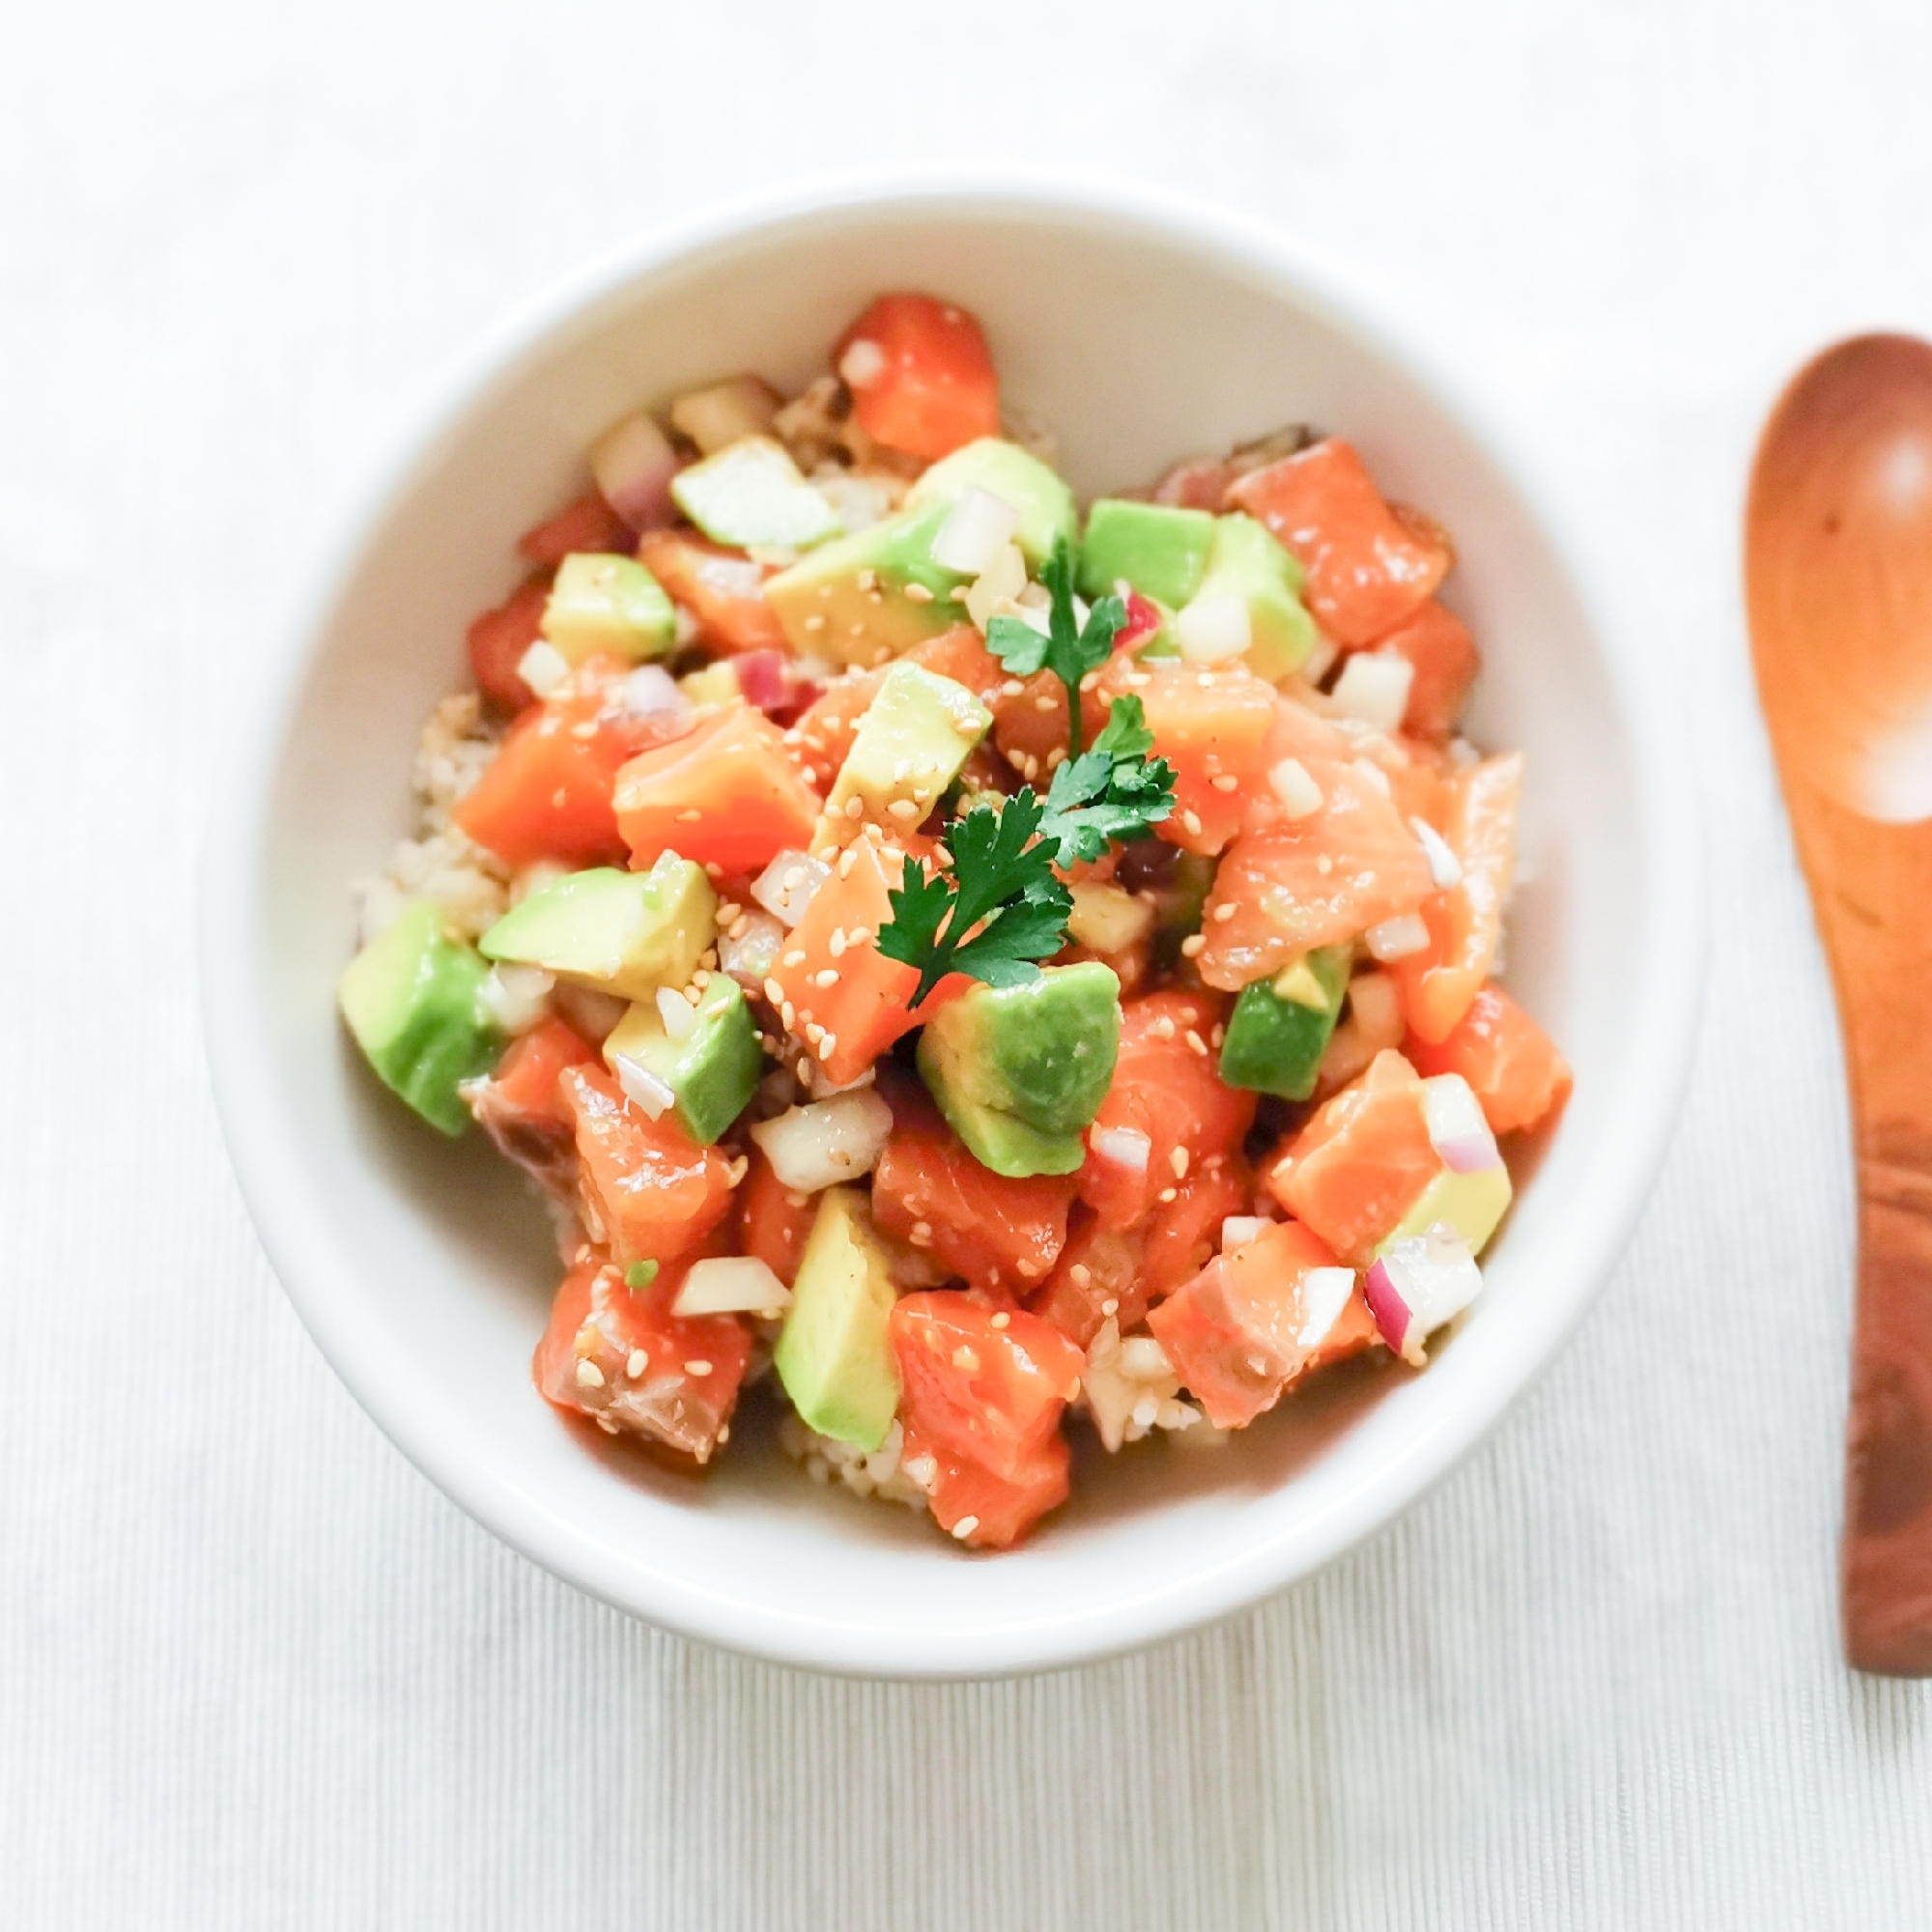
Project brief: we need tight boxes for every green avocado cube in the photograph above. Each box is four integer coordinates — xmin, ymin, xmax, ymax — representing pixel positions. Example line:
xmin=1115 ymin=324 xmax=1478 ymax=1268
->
xmin=917 ymin=961 xmax=1122 ymax=1178
xmin=336 ymin=900 xmax=501 ymax=1135
xmin=1379 ymin=1162 xmax=1514 ymax=1260
xmin=479 ymin=856 xmax=714 ymax=1003
xmin=774 ymin=1187 xmax=902 ymax=1450
xmin=903 ymin=437 xmax=1077 ymax=567
xmin=1192 ymin=513 xmax=1318 ymax=681
xmin=762 ymin=499 xmax=971 ymax=668
xmin=1077 ymin=499 xmax=1216 ymax=610
xmin=669 ymin=435 xmax=841 ymax=551
xmin=541 ymin=553 xmax=676 ymax=665
xmin=601 ymin=977 xmax=762 ymax=1146
xmin=1217 ymin=946 xmax=1350 ymax=1101
xmin=824 ymin=662 xmax=991 ymax=833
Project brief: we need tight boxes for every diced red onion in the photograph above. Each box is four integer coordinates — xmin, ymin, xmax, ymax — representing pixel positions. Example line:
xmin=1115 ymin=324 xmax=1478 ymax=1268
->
xmin=672 ymin=1256 xmax=791 ymax=1319
xmin=751 ymin=850 xmax=829 ymax=928
xmin=1365 ymin=913 xmax=1432 ymax=962
xmin=749 ymin=1089 xmax=894 ymax=1193
xmin=1295 ymin=1265 xmax=1357 ymax=1349
xmin=588 ymin=411 xmax=678 ymax=530
xmin=1116 ymin=589 xmax=1163 ymax=651
xmin=1364 ymin=1228 xmax=1483 ymax=1367
xmin=733 ymin=649 xmax=794 ymax=713
xmin=1091 ymin=1125 xmax=1151 ymax=1173
xmin=1422 ymin=1073 xmax=1503 ymax=1174
xmin=1330 ymin=650 xmax=1413 ymax=731
xmin=930 ymin=487 xmax=1019 ymax=576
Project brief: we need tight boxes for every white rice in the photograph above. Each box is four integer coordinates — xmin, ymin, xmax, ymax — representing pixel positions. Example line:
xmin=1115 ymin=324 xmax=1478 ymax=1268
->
xmin=778 ymin=1414 xmax=933 ymax=1513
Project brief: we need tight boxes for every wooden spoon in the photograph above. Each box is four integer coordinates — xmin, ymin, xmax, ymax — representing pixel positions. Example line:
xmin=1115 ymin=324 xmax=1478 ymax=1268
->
xmin=1746 ymin=333 xmax=1932 ymax=1675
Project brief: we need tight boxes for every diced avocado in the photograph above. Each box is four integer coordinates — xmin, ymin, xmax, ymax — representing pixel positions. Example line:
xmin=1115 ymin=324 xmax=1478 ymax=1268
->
xmin=823 ymin=663 xmax=991 ymax=835
xmin=1065 ymin=881 xmax=1156 ymax=955
xmin=1149 ymin=851 xmax=1216 ymax=969
xmin=336 ymin=900 xmax=500 ymax=1135
xmin=541 ymin=553 xmax=676 ymax=665
xmin=1194 ymin=513 xmax=1318 ymax=681
xmin=1077 ymin=499 xmax=1216 ymax=610
xmin=602 ymin=977 xmax=763 ymax=1145
xmin=1378 ymin=1161 xmax=1514 ymax=1260
xmin=669 ymin=435 xmax=841 ymax=551
xmin=903 ymin=438 xmax=1077 ymax=566
xmin=479 ymin=856 xmax=714 ymax=1002
xmin=916 ymin=962 xmax=1122 ymax=1178
xmin=763 ymin=499 xmax=970 ymax=668
xmin=678 ymin=661 xmax=740 ymax=708
xmin=774 ymin=1186 xmax=901 ymax=1449
xmin=1217 ymin=946 xmax=1350 ymax=1101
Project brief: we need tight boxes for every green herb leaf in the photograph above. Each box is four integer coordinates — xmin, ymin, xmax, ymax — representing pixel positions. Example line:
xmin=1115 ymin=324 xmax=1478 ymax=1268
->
xmin=876 ymin=789 xmax=1073 ymax=1006
xmin=1037 ymin=696 xmax=1179 ymax=867
xmin=983 ymin=538 xmax=1124 ymax=756
xmin=624 ymin=1260 xmax=659 ymax=1291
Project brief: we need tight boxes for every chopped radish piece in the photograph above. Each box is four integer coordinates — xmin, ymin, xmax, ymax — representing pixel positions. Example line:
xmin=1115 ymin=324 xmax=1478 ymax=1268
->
xmin=1410 ymin=816 xmax=1463 ymax=890
xmin=672 ymin=1255 xmax=791 ymax=1318
xmin=1330 ymin=649 xmax=1414 ymax=731
xmin=1366 ymin=913 xmax=1432 ymax=961
xmin=1220 ymin=1215 xmax=1268 ymax=1249
xmin=1091 ymin=1124 xmax=1152 ymax=1173
xmin=1421 ymin=1072 xmax=1503 ymax=1174
xmin=515 ymin=639 xmax=573 ymax=700
xmin=1295 ymin=1265 xmax=1358 ymax=1349
xmin=668 ymin=375 xmax=780 ymax=454
xmin=751 ymin=850 xmax=830 ymax=928
xmin=610 ymin=1052 xmax=674 ymax=1120
xmin=930 ymin=487 xmax=1020 ymax=575
xmin=588 ymin=411 xmax=678 ymax=529
xmin=1175 ymin=589 xmax=1252 ymax=663
xmin=1364 ymin=1227 xmax=1482 ymax=1367
xmin=750 ymin=1088 xmax=894 ymax=1193
xmin=1269 ymin=756 xmax=1324 ymax=818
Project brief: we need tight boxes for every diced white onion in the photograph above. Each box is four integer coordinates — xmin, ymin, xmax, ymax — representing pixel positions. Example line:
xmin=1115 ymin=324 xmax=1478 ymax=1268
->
xmin=1295 ymin=1266 xmax=1357 ymax=1349
xmin=655 ymin=986 xmax=697 ymax=1040
xmin=1175 ymin=589 xmax=1252 ymax=663
xmin=1269 ymin=756 xmax=1324 ymax=819
xmin=1220 ymin=1215 xmax=1268 ymax=1250
xmin=965 ymin=541 xmax=1028 ymax=631
xmin=477 ymin=962 xmax=554 ymax=1034
xmin=515 ymin=639 xmax=573 ymax=699
xmin=611 ymin=1052 xmax=675 ymax=1121
xmin=838 ymin=338 xmax=886 ymax=388
xmin=1091 ymin=1125 xmax=1151 ymax=1173
xmin=619 ymin=665 xmax=695 ymax=734
xmin=1364 ymin=1228 xmax=1483 ymax=1367
xmin=668 ymin=375 xmax=778 ymax=454
xmin=802 ymin=1061 xmax=877 ymax=1100
xmin=1422 ymin=1073 xmax=1504 ymax=1175
xmin=588 ymin=411 xmax=677 ymax=528
xmin=1346 ymin=971 xmax=1404 ymax=1046
xmin=672 ymin=1256 xmax=791 ymax=1319
xmin=1411 ymin=816 xmax=1463 ymax=890
xmin=1119 ymin=1337 xmax=1174 ymax=1379
xmin=1329 ymin=650 xmax=1414 ymax=731
xmin=1365 ymin=913 xmax=1432 ymax=962
xmin=749 ymin=1089 xmax=894 ymax=1193
xmin=930 ymin=487 xmax=1019 ymax=576
xmin=719 ymin=910 xmax=783 ymax=989
xmin=750 ymin=850 xmax=830 ymax=929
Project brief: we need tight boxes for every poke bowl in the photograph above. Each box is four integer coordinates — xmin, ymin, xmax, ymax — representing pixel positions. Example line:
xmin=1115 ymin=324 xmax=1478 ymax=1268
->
xmin=199 ymin=182 xmax=1701 ymax=1677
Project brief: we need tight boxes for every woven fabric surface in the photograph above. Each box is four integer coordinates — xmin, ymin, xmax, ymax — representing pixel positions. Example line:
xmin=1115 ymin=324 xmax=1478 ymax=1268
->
xmin=3 ymin=0 xmax=1930 ymax=1924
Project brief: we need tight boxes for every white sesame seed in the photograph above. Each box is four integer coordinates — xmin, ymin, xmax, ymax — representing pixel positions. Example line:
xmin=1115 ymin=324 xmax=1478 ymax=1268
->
xmin=1070 ymin=1264 xmax=1093 ymax=1287
xmin=952 ymin=1516 xmax=979 ymax=1541
xmin=1157 ymin=1186 xmax=1179 ymax=1204
xmin=781 ymin=1001 xmax=796 ymax=1029
xmin=903 ymin=582 xmax=935 ymax=603
xmin=1153 ymin=1015 xmax=1177 ymax=1040
xmin=1214 ymin=902 xmax=1237 ymax=923
xmin=829 ymin=928 xmax=847 ymax=956
xmin=676 ymin=809 xmax=701 ymax=824
xmin=1100 ymin=1296 xmax=1119 ymax=1316
xmin=1317 ymin=854 xmax=1334 ymax=874
xmin=846 ymin=925 xmax=872 ymax=945
xmin=844 ymin=795 xmax=865 ymax=819
xmin=813 ymin=968 xmax=839 ymax=988
xmin=626 ymin=1349 xmax=647 ymax=1378
xmin=1180 ymin=809 xmax=1204 ymax=838
xmin=782 ymin=950 xmax=808 ymax=967
xmin=990 ymin=1311 xmax=1010 ymax=1328
xmin=1035 ymin=694 xmax=1058 ymax=713
xmin=887 ymin=799 xmax=920 ymax=820
xmin=838 ymin=847 xmax=858 ymax=878
xmin=910 ymin=1221 xmax=932 ymax=1246
xmin=952 ymin=1346 xmax=980 ymax=1371
xmin=1171 ymin=1146 xmax=1189 ymax=1179
xmin=817 ymin=1032 xmax=837 ymax=1060
xmin=1184 ymin=1029 xmax=1208 ymax=1057
xmin=684 ymin=1360 xmax=713 ymax=1378
xmin=1015 ymin=1258 xmax=1041 ymax=1279
xmin=576 ymin=1360 xmax=606 ymax=1389
xmin=1001 ymin=678 xmax=1026 ymax=698
xmin=1179 ymin=934 xmax=1207 ymax=957
xmin=1210 ymin=774 xmax=1239 ymax=792
xmin=763 ymin=977 xmax=784 ymax=1005
xmin=805 ymin=1022 xmax=825 ymax=1044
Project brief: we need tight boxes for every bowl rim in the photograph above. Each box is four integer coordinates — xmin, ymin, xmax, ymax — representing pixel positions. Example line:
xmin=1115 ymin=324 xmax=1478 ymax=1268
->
xmin=198 ymin=173 xmax=1707 ymax=1678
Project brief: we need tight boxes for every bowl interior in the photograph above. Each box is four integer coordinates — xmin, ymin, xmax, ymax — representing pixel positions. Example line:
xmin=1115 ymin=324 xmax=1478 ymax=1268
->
xmin=216 ymin=192 xmax=1680 ymax=1675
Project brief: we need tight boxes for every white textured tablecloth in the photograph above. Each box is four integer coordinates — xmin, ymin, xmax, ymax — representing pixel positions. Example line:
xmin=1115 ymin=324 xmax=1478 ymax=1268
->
xmin=6 ymin=1 xmax=1931 ymax=1923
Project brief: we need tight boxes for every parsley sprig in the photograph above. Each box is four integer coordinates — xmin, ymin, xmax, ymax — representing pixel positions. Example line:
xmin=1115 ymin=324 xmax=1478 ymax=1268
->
xmin=983 ymin=539 xmax=1123 ymax=756
xmin=876 ymin=789 xmax=1072 ymax=1007
xmin=1037 ymin=696 xmax=1177 ymax=867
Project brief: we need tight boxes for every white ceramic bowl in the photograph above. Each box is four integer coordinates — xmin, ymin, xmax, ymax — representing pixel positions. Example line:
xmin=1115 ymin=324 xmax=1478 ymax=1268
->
xmin=200 ymin=182 xmax=1702 ymax=1678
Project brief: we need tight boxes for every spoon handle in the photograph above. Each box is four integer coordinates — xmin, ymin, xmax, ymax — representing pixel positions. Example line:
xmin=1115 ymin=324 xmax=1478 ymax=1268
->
xmin=1789 ymin=797 xmax=1932 ymax=1673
